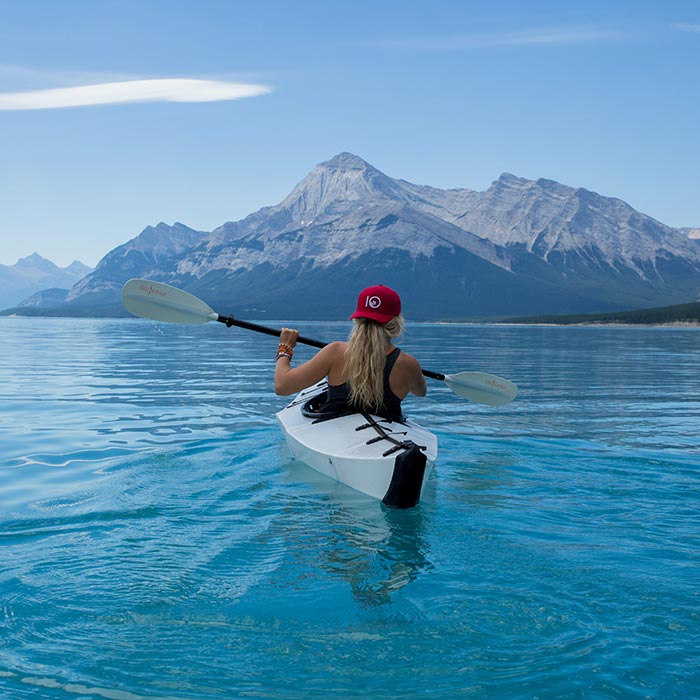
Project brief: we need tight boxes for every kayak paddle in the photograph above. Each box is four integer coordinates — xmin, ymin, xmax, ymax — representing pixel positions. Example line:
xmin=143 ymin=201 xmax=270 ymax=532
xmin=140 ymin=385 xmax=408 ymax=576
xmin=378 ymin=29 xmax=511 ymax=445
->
xmin=121 ymin=278 xmax=518 ymax=407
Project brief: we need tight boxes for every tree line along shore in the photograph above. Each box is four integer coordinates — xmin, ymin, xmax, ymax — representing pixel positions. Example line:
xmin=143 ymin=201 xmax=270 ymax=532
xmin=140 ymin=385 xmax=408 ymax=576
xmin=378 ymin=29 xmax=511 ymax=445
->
xmin=498 ymin=300 xmax=700 ymax=326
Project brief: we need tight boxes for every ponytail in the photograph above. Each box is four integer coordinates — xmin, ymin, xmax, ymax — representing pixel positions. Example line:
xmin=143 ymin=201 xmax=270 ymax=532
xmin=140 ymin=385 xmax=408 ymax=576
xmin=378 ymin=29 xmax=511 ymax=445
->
xmin=346 ymin=315 xmax=404 ymax=412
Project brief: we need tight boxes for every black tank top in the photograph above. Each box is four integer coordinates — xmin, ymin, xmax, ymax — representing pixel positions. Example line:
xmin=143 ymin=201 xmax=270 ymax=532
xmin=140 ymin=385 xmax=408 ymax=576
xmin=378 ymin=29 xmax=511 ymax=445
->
xmin=322 ymin=347 xmax=403 ymax=420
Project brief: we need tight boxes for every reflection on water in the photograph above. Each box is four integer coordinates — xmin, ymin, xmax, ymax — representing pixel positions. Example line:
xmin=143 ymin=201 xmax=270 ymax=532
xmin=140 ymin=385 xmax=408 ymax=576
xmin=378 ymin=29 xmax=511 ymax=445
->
xmin=278 ymin=457 xmax=432 ymax=607
xmin=325 ymin=500 xmax=430 ymax=607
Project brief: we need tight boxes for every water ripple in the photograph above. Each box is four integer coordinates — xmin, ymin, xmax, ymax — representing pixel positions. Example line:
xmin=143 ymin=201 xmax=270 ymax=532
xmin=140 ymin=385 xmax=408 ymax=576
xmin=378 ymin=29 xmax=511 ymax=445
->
xmin=1 ymin=319 xmax=699 ymax=699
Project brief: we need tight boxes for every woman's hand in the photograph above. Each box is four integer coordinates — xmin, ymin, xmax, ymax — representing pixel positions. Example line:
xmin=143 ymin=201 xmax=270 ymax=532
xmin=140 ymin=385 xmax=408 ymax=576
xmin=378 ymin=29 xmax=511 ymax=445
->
xmin=279 ymin=328 xmax=299 ymax=348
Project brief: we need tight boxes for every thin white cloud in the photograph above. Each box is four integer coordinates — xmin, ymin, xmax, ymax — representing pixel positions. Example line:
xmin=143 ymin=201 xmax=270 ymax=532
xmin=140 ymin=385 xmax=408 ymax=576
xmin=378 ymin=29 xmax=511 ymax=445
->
xmin=0 ymin=78 xmax=272 ymax=110
xmin=672 ymin=23 xmax=700 ymax=33
xmin=377 ymin=27 xmax=624 ymax=51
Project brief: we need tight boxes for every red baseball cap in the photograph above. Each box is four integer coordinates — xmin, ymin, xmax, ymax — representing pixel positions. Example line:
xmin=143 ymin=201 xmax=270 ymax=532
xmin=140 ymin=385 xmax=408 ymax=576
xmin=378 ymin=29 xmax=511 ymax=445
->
xmin=350 ymin=285 xmax=402 ymax=323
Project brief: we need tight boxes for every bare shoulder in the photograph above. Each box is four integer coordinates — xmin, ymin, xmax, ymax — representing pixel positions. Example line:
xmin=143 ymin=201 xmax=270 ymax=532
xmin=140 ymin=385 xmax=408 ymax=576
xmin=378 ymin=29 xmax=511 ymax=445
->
xmin=325 ymin=341 xmax=348 ymax=357
xmin=396 ymin=349 xmax=426 ymax=396
xmin=321 ymin=341 xmax=348 ymax=369
xmin=397 ymin=350 xmax=421 ymax=371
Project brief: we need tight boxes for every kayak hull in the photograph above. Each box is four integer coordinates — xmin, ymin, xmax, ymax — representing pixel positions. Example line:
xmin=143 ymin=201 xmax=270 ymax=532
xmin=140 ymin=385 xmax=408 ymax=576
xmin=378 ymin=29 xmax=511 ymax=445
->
xmin=276 ymin=382 xmax=437 ymax=505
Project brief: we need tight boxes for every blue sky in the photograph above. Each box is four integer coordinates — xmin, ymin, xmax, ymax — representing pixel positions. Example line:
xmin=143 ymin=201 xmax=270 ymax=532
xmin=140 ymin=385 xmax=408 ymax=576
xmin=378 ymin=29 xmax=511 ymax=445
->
xmin=1 ymin=0 xmax=699 ymax=267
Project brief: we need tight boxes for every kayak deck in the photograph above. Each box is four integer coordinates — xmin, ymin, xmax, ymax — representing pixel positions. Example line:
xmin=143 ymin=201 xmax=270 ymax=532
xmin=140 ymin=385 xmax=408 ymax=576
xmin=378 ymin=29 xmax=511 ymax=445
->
xmin=276 ymin=381 xmax=437 ymax=505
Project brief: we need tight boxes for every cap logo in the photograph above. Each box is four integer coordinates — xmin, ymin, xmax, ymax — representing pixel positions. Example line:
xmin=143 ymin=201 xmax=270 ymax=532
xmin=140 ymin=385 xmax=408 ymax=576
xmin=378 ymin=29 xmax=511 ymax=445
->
xmin=366 ymin=295 xmax=382 ymax=309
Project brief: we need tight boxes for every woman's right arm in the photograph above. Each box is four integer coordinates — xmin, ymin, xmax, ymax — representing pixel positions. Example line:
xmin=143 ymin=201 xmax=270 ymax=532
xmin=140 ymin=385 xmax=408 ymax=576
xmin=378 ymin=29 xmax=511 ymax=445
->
xmin=401 ymin=353 xmax=427 ymax=397
xmin=411 ymin=364 xmax=427 ymax=397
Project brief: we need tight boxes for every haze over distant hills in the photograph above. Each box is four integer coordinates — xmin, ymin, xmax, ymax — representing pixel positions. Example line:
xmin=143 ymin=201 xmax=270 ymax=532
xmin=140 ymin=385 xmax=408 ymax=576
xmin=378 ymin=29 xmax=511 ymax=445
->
xmin=0 ymin=254 xmax=92 ymax=310
xmin=4 ymin=153 xmax=700 ymax=319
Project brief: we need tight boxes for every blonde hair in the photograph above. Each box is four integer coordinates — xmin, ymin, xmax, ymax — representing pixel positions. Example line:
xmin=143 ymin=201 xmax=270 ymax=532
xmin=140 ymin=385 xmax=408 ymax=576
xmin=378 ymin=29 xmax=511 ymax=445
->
xmin=346 ymin=315 xmax=404 ymax=412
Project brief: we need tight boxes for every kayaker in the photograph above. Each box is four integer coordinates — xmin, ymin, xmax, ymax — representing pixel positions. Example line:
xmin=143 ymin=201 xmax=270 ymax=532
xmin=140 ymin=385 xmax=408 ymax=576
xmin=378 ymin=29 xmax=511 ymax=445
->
xmin=274 ymin=284 xmax=426 ymax=419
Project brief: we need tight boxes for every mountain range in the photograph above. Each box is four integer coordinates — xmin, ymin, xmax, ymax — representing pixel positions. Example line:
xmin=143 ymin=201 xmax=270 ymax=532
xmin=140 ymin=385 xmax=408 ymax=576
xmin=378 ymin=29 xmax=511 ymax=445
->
xmin=0 ymin=254 xmax=92 ymax=310
xmin=3 ymin=152 xmax=700 ymax=319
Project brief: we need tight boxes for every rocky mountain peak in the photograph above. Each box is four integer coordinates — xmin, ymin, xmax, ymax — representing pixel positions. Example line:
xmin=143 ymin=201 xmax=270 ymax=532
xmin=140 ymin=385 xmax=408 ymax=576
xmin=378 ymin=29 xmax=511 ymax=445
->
xmin=495 ymin=172 xmax=529 ymax=186
xmin=64 ymin=260 xmax=93 ymax=277
xmin=15 ymin=252 xmax=57 ymax=271
xmin=128 ymin=222 xmax=203 ymax=248
xmin=0 ymin=252 xmax=93 ymax=310
xmin=278 ymin=152 xmax=407 ymax=220
xmin=321 ymin=152 xmax=375 ymax=171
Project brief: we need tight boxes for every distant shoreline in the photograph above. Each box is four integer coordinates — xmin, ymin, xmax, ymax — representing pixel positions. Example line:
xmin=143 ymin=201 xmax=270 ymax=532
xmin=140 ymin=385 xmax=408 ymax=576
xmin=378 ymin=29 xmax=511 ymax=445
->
xmin=492 ymin=321 xmax=700 ymax=329
xmin=3 ymin=314 xmax=700 ymax=329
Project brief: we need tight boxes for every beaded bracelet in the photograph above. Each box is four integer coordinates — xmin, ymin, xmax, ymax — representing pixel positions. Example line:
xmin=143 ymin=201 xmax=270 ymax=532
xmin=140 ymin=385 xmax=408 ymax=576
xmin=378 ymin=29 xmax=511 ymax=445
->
xmin=275 ymin=351 xmax=292 ymax=362
xmin=277 ymin=343 xmax=294 ymax=355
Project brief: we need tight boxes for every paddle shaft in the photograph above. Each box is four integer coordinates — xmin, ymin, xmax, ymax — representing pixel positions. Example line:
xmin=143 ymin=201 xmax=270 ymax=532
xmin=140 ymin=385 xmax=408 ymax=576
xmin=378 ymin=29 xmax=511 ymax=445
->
xmin=120 ymin=279 xmax=515 ymax=404
xmin=216 ymin=314 xmax=446 ymax=381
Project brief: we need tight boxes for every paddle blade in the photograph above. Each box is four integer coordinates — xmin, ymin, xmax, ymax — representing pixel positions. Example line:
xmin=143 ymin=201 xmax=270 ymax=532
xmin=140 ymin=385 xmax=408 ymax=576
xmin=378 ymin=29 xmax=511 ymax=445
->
xmin=121 ymin=279 xmax=219 ymax=325
xmin=444 ymin=371 xmax=518 ymax=407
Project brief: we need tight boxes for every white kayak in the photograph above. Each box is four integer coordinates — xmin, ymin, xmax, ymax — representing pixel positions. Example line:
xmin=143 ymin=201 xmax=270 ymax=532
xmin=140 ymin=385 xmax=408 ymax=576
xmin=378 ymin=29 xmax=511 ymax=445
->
xmin=276 ymin=381 xmax=438 ymax=507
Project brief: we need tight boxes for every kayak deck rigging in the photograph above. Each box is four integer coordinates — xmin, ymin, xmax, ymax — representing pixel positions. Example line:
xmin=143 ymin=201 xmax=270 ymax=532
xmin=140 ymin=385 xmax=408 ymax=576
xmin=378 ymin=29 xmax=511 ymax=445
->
xmin=299 ymin=385 xmax=427 ymax=457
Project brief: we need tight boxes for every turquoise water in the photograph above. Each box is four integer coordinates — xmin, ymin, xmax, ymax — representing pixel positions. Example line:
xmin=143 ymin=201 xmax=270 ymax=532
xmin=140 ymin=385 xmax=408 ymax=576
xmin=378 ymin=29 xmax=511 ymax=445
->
xmin=1 ymin=318 xmax=698 ymax=699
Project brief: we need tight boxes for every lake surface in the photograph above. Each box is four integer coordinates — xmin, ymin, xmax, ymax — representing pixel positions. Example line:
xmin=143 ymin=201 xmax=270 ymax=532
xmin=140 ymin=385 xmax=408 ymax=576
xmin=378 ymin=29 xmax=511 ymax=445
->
xmin=1 ymin=318 xmax=698 ymax=699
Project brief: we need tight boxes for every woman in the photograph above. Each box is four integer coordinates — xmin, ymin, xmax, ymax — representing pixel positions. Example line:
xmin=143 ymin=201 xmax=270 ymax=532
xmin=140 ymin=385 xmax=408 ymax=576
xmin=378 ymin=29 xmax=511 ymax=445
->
xmin=274 ymin=284 xmax=426 ymax=420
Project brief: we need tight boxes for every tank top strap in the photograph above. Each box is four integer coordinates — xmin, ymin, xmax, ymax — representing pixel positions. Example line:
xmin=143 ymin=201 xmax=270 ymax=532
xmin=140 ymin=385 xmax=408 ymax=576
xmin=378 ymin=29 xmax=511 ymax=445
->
xmin=383 ymin=347 xmax=401 ymax=378
xmin=381 ymin=348 xmax=403 ymax=420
